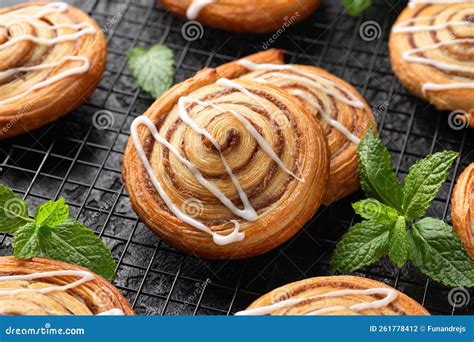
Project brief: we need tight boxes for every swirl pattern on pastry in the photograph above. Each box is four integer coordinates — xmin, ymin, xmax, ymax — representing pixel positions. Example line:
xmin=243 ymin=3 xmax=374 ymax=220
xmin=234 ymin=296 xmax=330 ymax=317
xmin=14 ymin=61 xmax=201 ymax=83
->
xmin=160 ymin=0 xmax=320 ymax=33
xmin=0 ymin=2 xmax=107 ymax=139
xmin=123 ymin=54 xmax=329 ymax=259
xmin=215 ymin=50 xmax=375 ymax=205
xmin=236 ymin=276 xmax=429 ymax=315
xmin=452 ymin=163 xmax=474 ymax=258
xmin=390 ymin=2 xmax=474 ymax=127
xmin=0 ymin=257 xmax=134 ymax=315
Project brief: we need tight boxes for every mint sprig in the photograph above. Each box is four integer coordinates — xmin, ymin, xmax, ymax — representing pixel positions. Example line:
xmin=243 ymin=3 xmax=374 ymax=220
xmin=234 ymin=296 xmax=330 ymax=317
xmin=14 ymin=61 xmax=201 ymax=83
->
xmin=0 ymin=184 xmax=116 ymax=281
xmin=128 ymin=44 xmax=175 ymax=99
xmin=343 ymin=0 xmax=372 ymax=15
xmin=332 ymin=128 xmax=474 ymax=288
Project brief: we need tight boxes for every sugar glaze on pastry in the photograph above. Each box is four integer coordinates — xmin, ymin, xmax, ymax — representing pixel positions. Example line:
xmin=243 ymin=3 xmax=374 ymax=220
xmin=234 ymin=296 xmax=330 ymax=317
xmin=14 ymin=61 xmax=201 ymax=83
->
xmin=389 ymin=2 xmax=474 ymax=126
xmin=408 ymin=0 xmax=474 ymax=7
xmin=237 ymin=276 xmax=429 ymax=315
xmin=0 ymin=2 xmax=95 ymax=106
xmin=236 ymin=288 xmax=398 ymax=315
xmin=131 ymin=78 xmax=304 ymax=245
xmin=0 ymin=271 xmax=124 ymax=315
xmin=237 ymin=60 xmax=364 ymax=144
xmin=186 ymin=0 xmax=215 ymax=20
xmin=393 ymin=14 xmax=474 ymax=94
xmin=0 ymin=257 xmax=134 ymax=316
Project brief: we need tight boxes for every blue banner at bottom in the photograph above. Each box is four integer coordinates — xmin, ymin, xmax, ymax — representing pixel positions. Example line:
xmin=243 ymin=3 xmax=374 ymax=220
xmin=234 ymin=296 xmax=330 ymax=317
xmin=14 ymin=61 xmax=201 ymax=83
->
xmin=0 ymin=316 xmax=471 ymax=342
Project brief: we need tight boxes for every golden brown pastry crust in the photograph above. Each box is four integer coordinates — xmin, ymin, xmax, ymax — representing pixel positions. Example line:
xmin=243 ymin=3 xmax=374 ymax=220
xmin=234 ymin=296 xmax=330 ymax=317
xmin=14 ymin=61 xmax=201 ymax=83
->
xmin=389 ymin=3 xmax=474 ymax=127
xmin=0 ymin=257 xmax=134 ymax=315
xmin=122 ymin=51 xmax=329 ymax=259
xmin=0 ymin=2 xmax=107 ymax=139
xmin=218 ymin=50 xmax=375 ymax=205
xmin=452 ymin=163 xmax=474 ymax=258
xmin=244 ymin=276 xmax=429 ymax=315
xmin=160 ymin=0 xmax=320 ymax=33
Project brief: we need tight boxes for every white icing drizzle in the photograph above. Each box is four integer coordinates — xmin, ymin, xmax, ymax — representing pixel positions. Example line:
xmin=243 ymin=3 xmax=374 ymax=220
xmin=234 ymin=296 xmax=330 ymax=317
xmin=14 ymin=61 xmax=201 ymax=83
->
xmin=393 ymin=16 xmax=471 ymax=33
xmin=0 ymin=3 xmax=96 ymax=106
xmin=238 ymin=60 xmax=364 ymax=108
xmin=237 ymin=59 xmax=363 ymax=144
xmin=7 ymin=2 xmax=69 ymax=19
xmin=214 ymin=78 xmax=303 ymax=180
xmin=0 ymin=270 xmax=124 ymax=316
xmin=291 ymin=90 xmax=361 ymax=144
xmin=0 ymin=56 xmax=90 ymax=106
xmin=131 ymin=77 xmax=308 ymax=244
xmin=131 ymin=116 xmax=245 ymax=246
xmin=0 ymin=23 xmax=96 ymax=51
xmin=235 ymin=287 xmax=399 ymax=316
xmin=408 ymin=0 xmax=474 ymax=7
xmin=0 ymin=270 xmax=94 ymax=295
xmin=186 ymin=0 xmax=215 ymax=20
xmin=402 ymin=39 xmax=474 ymax=74
xmin=393 ymin=7 xmax=474 ymax=93
xmin=97 ymin=308 xmax=124 ymax=316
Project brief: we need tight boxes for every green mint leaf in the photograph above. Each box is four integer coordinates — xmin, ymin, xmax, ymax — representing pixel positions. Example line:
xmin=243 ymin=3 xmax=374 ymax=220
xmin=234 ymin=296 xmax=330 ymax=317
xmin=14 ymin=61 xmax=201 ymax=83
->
xmin=332 ymin=220 xmax=390 ymax=272
xmin=38 ymin=219 xmax=116 ymax=281
xmin=128 ymin=44 xmax=175 ymax=99
xmin=409 ymin=217 xmax=474 ymax=287
xmin=343 ymin=0 xmax=373 ymax=15
xmin=388 ymin=216 xmax=409 ymax=268
xmin=35 ymin=198 xmax=69 ymax=227
xmin=352 ymin=198 xmax=399 ymax=224
xmin=357 ymin=127 xmax=404 ymax=211
xmin=0 ymin=184 xmax=31 ymax=234
xmin=13 ymin=223 xmax=41 ymax=259
xmin=402 ymin=151 xmax=458 ymax=221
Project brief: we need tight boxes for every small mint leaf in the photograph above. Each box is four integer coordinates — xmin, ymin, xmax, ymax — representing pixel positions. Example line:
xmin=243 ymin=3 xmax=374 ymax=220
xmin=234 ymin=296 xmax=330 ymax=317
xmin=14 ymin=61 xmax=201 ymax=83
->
xmin=409 ymin=217 xmax=474 ymax=287
xmin=39 ymin=219 xmax=116 ymax=281
xmin=388 ymin=216 xmax=409 ymax=268
xmin=343 ymin=0 xmax=373 ymax=15
xmin=0 ymin=184 xmax=31 ymax=234
xmin=35 ymin=198 xmax=69 ymax=227
xmin=352 ymin=198 xmax=399 ymax=224
xmin=13 ymin=223 xmax=41 ymax=259
xmin=128 ymin=44 xmax=175 ymax=98
xmin=332 ymin=220 xmax=390 ymax=272
xmin=357 ymin=128 xmax=404 ymax=211
xmin=402 ymin=151 xmax=458 ymax=220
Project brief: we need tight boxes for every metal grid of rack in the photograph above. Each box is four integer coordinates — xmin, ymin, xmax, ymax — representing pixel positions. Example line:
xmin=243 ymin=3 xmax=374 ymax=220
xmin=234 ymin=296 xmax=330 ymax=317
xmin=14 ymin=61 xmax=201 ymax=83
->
xmin=0 ymin=0 xmax=472 ymax=315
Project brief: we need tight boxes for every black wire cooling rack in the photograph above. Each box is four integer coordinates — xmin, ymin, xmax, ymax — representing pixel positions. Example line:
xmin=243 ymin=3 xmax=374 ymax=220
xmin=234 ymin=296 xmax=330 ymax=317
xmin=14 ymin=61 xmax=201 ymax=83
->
xmin=0 ymin=0 xmax=473 ymax=316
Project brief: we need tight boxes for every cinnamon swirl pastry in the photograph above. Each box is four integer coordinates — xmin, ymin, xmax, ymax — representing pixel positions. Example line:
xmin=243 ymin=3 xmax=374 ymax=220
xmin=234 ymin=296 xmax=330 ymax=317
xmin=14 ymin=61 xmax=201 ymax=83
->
xmin=236 ymin=276 xmax=429 ymax=315
xmin=122 ymin=55 xmax=329 ymax=259
xmin=389 ymin=1 xmax=474 ymax=127
xmin=0 ymin=2 xmax=107 ymax=139
xmin=0 ymin=257 xmax=134 ymax=315
xmin=160 ymin=0 xmax=320 ymax=33
xmin=217 ymin=50 xmax=375 ymax=204
xmin=452 ymin=163 xmax=474 ymax=258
